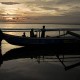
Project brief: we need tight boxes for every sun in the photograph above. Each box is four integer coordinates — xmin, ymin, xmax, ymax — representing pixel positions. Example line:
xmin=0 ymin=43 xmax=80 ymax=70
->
xmin=6 ymin=17 xmax=13 ymax=20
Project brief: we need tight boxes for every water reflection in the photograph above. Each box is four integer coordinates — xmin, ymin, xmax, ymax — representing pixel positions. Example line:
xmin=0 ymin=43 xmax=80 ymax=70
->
xmin=0 ymin=46 xmax=80 ymax=70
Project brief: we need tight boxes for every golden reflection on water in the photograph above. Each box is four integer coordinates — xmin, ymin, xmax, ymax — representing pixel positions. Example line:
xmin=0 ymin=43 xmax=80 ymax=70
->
xmin=2 ymin=40 xmax=21 ymax=55
xmin=2 ymin=23 xmax=17 ymax=28
xmin=1 ymin=23 xmax=68 ymax=37
xmin=4 ymin=32 xmax=30 ymax=37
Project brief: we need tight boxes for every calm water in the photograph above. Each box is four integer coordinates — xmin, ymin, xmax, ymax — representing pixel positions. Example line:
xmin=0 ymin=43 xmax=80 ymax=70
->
xmin=1 ymin=23 xmax=80 ymax=37
xmin=0 ymin=23 xmax=80 ymax=80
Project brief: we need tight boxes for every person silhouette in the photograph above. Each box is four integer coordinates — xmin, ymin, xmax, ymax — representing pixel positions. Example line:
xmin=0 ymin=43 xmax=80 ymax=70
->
xmin=22 ymin=32 xmax=26 ymax=37
xmin=41 ymin=26 xmax=45 ymax=38
xmin=30 ymin=29 xmax=34 ymax=37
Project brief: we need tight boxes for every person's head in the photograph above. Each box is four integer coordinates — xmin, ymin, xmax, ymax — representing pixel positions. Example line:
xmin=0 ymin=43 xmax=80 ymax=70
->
xmin=31 ymin=29 xmax=33 ymax=31
xmin=43 ymin=26 xmax=45 ymax=29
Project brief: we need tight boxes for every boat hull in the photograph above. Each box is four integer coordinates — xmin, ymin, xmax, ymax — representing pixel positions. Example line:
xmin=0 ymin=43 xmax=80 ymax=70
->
xmin=3 ymin=33 xmax=80 ymax=47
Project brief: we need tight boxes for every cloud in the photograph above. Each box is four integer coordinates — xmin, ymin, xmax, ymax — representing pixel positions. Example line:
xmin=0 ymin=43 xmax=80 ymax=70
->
xmin=0 ymin=2 xmax=20 ymax=5
xmin=0 ymin=0 xmax=80 ymax=24
xmin=40 ymin=7 xmax=59 ymax=10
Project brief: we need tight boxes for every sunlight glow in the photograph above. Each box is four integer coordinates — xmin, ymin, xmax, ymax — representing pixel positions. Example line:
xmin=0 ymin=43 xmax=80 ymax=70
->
xmin=6 ymin=17 xmax=13 ymax=20
xmin=0 ymin=0 xmax=80 ymax=23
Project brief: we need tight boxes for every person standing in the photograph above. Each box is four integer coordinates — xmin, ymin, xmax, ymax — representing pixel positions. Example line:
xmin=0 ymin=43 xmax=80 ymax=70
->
xmin=41 ymin=26 xmax=45 ymax=38
xmin=30 ymin=29 xmax=34 ymax=37
xmin=22 ymin=32 xmax=26 ymax=37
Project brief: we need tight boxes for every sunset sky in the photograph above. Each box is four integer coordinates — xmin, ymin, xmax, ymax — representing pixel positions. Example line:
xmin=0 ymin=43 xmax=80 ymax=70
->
xmin=0 ymin=0 xmax=80 ymax=24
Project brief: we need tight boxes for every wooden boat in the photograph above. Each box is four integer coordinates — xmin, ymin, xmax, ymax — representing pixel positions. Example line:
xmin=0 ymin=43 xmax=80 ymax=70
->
xmin=2 ymin=32 xmax=80 ymax=47
xmin=0 ymin=27 xmax=80 ymax=47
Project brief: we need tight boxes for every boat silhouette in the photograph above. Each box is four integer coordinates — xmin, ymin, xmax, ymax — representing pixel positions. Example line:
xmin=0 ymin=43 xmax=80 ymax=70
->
xmin=0 ymin=27 xmax=80 ymax=46
xmin=0 ymin=46 xmax=79 ymax=70
xmin=3 ymin=33 xmax=80 ymax=46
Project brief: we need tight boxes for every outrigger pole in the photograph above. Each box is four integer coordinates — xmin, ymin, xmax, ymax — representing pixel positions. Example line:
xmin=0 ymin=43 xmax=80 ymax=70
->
xmin=0 ymin=29 xmax=3 ymax=47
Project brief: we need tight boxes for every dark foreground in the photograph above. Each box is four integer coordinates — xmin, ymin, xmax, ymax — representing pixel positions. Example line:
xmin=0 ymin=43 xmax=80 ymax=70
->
xmin=0 ymin=44 xmax=80 ymax=80
xmin=0 ymin=44 xmax=79 ymax=70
